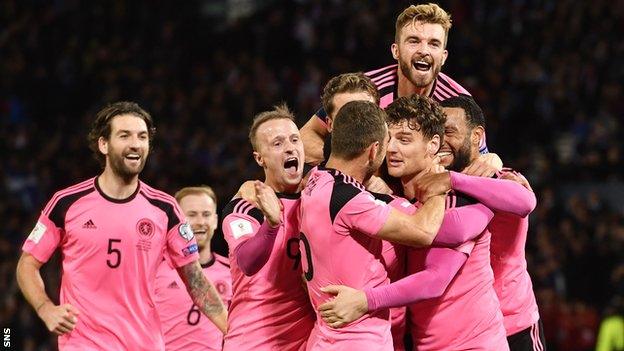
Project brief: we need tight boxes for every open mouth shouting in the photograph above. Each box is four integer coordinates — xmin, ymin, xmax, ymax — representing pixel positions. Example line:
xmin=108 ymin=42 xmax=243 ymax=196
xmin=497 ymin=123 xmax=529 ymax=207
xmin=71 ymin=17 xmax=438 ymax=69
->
xmin=412 ymin=59 xmax=432 ymax=72
xmin=283 ymin=156 xmax=300 ymax=177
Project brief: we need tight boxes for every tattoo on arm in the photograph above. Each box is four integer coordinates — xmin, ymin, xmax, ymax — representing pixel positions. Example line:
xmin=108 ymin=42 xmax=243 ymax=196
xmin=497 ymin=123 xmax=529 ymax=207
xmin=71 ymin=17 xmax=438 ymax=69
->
xmin=179 ymin=261 xmax=225 ymax=317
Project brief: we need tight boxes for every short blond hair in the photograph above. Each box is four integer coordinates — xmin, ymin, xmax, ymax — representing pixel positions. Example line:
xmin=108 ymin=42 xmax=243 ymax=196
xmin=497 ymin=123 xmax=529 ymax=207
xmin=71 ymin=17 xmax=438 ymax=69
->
xmin=395 ymin=3 xmax=452 ymax=46
xmin=174 ymin=186 xmax=217 ymax=207
xmin=248 ymin=104 xmax=296 ymax=151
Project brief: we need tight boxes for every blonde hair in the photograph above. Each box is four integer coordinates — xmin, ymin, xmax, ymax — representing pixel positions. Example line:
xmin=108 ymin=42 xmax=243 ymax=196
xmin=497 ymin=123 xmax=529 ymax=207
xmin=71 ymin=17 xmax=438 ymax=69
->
xmin=248 ymin=104 xmax=296 ymax=151
xmin=395 ymin=3 xmax=452 ymax=46
xmin=174 ymin=186 xmax=217 ymax=206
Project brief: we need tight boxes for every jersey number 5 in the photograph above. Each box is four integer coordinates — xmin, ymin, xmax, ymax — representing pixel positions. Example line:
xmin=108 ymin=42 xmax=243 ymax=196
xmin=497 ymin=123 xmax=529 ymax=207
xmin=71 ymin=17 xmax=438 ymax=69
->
xmin=106 ymin=239 xmax=122 ymax=268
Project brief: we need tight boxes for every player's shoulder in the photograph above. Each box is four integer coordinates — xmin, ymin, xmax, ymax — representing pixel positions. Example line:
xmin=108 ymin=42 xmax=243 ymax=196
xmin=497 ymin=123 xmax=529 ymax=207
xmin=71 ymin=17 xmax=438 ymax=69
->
xmin=43 ymin=177 xmax=97 ymax=223
xmin=139 ymin=181 xmax=178 ymax=204
xmin=446 ymin=190 xmax=478 ymax=209
xmin=365 ymin=64 xmax=398 ymax=88
xmin=48 ymin=177 xmax=96 ymax=202
xmin=221 ymin=197 xmax=264 ymax=224
xmin=436 ymin=72 xmax=471 ymax=96
xmin=327 ymin=169 xmax=370 ymax=222
xmin=138 ymin=182 xmax=184 ymax=230
xmin=369 ymin=192 xmax=396 ymax=204
xmin=364 ymin=63 xmax=398 ymax=79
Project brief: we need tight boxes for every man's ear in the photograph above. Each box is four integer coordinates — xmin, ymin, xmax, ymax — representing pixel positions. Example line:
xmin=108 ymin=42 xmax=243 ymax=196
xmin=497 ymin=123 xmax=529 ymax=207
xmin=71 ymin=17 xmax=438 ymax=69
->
xmin=472 ymin=126 xmax=485 ymax=148
xmin=441 ymin=49 xmax=448 ymax=66
xmin=368 ymin=141 xmax=380 ymax=163
xmin=427 ymin=135 xmax=441 ymax=156
xmin=391 ymin=43 xmax=399 ymax=60
xmin=253 ymin=151 xmax=265 ymax=168
xmin=98 ymin=136 xmax=109 ymax=156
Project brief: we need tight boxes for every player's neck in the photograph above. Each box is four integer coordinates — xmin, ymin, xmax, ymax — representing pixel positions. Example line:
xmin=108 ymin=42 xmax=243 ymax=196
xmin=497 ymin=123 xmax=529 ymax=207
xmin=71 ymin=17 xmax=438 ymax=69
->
xmin=400 ymin=170 xmax=426 ymax=201
xmin=198 ymin=248 xmax=213 ymax=266
xmin=326 ymin=157 xmax=366 ymax=184
xmin=397 ymin=70 xmax=433 ymax=98
xmin=264 ymin=175 xmax=298 ymax=194
xmin=98 ymin=169 xmax=140 ymax=200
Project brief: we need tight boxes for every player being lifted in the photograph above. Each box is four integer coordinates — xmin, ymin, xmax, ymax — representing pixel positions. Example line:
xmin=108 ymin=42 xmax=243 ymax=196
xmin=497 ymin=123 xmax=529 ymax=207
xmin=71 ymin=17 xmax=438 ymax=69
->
xmin=16 ymin=101 xmax=227 ymax=350
xmin=155 ymin=186 xmax=232 ymax=351
xmin=221 ymin=105 xmax=315 ymax=350
xmin=301 ymin=3 xmax=492 ymax=166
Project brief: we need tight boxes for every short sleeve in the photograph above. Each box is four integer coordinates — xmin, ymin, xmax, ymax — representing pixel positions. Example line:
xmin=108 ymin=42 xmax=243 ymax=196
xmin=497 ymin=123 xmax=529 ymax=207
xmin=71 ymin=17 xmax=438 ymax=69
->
xmin=388 ymin=197 xmax=417 ymax=215
xmin=335 ymin=191 xmax=392 ymax=237
xmin=22 ymin=214 xmax=62 ymax=263
xmin=165 ymin=202 xmax=200 ymax=268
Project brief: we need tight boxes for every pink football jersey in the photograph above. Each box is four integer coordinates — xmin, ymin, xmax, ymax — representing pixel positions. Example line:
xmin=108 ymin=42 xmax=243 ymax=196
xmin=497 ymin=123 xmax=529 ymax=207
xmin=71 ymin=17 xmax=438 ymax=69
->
xmin=155 ymin=253 xmax=232 ymax=351
xmin=22 ymin=177 xmax=199 ymax=350
xmin=222 ymin=193 xmax=315 ymax=351
xmin=407 ymin=194 xmax=508 ymax=351
xmin=300 ymin=167 xmax=393 ymax=351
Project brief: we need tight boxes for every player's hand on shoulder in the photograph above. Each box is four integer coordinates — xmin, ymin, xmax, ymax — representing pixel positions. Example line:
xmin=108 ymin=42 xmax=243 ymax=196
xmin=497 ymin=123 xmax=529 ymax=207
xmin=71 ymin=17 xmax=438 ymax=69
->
xmin=462 ymin=153 xmax=503 ymax=177
xmin=236 ymin=180 xmax=259 ymax=207
xmin=318 ymin=285 xmax=368 ymax=328
xmin=364 ymin=175 xmax=393 ymax=195
xmin=254 ymin=181 xmax=283 ymax=227
xmin=499 ymin=171 xmax=533 ymax=191
xmin=38 ymin=302 xmax=79 ymax=335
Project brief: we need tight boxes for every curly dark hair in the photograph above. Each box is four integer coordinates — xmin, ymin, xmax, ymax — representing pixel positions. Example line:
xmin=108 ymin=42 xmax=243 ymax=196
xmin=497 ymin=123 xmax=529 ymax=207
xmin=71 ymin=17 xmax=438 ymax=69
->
xmin=384 ymin=95 xmax=446 ymax=141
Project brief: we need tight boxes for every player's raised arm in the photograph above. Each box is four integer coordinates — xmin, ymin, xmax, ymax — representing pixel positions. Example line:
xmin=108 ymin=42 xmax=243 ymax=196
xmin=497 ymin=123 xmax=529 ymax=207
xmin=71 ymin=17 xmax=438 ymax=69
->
xmin=16 ymin=253 xmax=79 ymax=335
xmin=177 ymin=261 xmax=228 ymax=333
xmin=231 ymin=181 xmax=283 ymax=276
xmin=449 ymin=171 xmax=537 ymax=217
xmin=301 ymin=113 xmax=328 ymax=166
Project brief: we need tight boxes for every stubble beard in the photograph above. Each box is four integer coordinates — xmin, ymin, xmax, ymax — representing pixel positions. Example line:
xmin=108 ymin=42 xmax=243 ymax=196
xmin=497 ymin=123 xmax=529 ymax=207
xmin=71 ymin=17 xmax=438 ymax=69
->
xmin=448 ymin=139 xmax=473 ymax=172
xmin=109 ymin=152 xmax=145 ymax=182
xmin=399 ymin=58 xmax=441 ymax=90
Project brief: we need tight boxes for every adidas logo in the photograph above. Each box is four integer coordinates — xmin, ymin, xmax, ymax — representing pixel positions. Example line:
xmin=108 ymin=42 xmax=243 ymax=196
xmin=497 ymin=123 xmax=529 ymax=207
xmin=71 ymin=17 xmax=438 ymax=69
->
xmin=82 ymin=219 xmax=97 ymax=229
xmin=167 ymin=281 xmax=180 ymax=289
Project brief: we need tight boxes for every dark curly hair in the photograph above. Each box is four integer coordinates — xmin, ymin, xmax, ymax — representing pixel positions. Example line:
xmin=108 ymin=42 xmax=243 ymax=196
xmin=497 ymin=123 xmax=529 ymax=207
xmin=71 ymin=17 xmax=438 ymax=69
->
xmin=385 ymin=95 xmax=446 ymax=142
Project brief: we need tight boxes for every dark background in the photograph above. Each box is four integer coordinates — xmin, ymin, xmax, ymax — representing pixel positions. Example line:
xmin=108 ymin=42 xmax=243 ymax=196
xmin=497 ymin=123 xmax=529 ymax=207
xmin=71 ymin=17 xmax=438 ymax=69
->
xmin=0 ymin=1 xmax=622 ymax=350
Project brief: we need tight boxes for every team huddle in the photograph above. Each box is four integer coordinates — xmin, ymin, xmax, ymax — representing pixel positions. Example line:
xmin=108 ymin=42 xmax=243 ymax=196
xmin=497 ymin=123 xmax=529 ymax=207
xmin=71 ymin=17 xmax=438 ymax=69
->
xmin=15 ymin=3 xmax=546 ymax=351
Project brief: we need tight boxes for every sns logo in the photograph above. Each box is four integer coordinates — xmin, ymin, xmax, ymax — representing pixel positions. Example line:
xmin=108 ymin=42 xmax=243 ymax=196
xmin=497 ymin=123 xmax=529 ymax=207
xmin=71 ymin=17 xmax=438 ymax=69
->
xmin=3 ymin=328 xmax=10 ymax=347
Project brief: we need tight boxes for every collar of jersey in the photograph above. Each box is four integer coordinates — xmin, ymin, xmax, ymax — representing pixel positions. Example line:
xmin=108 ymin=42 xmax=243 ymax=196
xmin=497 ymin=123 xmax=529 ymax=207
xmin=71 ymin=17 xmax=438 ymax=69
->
xmin=200 ymin=254 xmax=216 ymax=268
xmin=94 ymin=176 xmax=140 ymax=204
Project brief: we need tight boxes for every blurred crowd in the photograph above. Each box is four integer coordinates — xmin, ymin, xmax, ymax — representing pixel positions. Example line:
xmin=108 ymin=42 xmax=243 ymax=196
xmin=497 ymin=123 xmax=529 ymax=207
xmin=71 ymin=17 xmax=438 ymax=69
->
xmin=1 ymin=0 xmax=622 ymax=350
